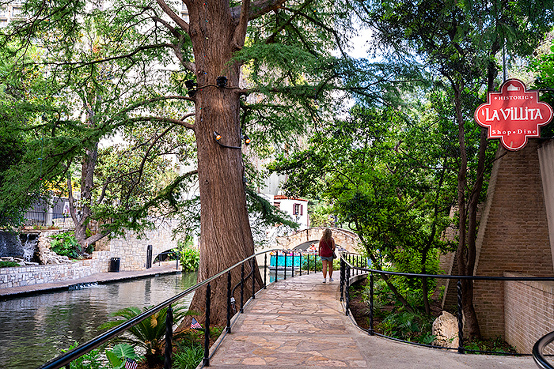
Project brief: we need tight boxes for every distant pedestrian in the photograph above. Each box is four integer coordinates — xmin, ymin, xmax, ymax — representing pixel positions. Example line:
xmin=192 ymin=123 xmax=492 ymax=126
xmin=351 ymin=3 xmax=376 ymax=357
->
xmin=319 ymin=228 xmax=336 ymax=283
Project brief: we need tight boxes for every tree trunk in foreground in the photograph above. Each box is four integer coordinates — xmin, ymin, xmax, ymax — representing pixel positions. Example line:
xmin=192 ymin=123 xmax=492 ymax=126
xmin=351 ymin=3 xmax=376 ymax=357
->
xmin=178 ymin=0 xmax=263 ymax=328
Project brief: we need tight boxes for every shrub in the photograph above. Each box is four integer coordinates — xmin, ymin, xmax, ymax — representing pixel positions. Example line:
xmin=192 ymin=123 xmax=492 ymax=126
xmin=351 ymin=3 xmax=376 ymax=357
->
xmin=301 ymin=255 xmax=322 ymax=271
xmin=0 ymin=261 xmax=20 ymax=268
xmin=178 ymin=244 xmax=199 ymax=272
xmin=50 ymin=232 xmax=92 ymax=258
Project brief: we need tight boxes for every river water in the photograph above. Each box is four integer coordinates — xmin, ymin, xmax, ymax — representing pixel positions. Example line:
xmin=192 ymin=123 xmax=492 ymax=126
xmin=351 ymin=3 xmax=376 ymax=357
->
xmin=0 ymin=272 xmax=197 ymax=369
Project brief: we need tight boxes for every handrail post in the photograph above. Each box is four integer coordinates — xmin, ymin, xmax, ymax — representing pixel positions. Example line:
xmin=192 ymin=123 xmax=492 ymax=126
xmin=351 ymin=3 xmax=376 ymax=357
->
xmin=299 ymin=253 xmax=302 ymax=276
xmin=291 ymin=252 xmax=295 ymax=277
xmin=340 ymin=257 xmax=345 ymax=302
xmin=240 ymin=264 xmax=245 ymax=313
xmin=345 ymin=264 xmax=351 ymax=316
xmin=284 ymin=252 xmax=287 ymax=280
xmin=203 ymin=283 xmax=211 ymax=367
xmin=264 ymin=253 xmax=267 ymax=289
xmin=457 ymin=279 xmax=464 ymax=354
xmin=251 ymin=258 xmax=256 ymax=300
xmin=307 ymin=254 xmax=310 ymax=275
xmin=164 ymin=304 xmax=173 ymax=369
xmin=226 ymin=271 xmax=231 ymax=333
xmin=369 ymin=273 xmax=374 ymax=335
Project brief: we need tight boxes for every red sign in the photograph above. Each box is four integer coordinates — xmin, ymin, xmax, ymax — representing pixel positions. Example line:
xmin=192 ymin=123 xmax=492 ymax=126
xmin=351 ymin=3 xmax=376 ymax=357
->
xmin=474 ymin=79 xmax=553 ymax=151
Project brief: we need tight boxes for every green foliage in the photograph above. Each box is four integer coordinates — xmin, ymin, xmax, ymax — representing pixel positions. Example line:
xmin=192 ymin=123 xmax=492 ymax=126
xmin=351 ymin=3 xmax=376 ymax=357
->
xmin=105 ymin=344 xmax=143 ymax=369
xmin=50 ymin=232 xmax=84 ymax=258
xmin=301 ymin=255 xmax=322 ymax=271
xmin=377 ymin=311 xmax=435 ymax=344
xmin=246 ymin=188 xmax=299 ymax=247
xmin=530 ymin=41 xmax=554 ymax=138
xmin=178 ymin=240 xmax=200 ymax=272
xmin=464 ymin=337 xmax=517 ymax=354
xmin=308 ymin=201 xmax=335 ymax=228
xmin=173 ymin=343 xmax=204 ymax=369
xmin=0 ymin=261 xmax=20 ymax=268
xmin=62 ymin=342 xmax=105 ymax=369
xmin=100 ymin=305 xmax=193 ymax=366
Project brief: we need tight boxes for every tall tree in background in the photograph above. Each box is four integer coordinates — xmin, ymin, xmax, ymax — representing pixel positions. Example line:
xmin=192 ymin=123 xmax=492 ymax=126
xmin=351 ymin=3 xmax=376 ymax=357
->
xmin=365 ymin=0 xmax=554 ymax=338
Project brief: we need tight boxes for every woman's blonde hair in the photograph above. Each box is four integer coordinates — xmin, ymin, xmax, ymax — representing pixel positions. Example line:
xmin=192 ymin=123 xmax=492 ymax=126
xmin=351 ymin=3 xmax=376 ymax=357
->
xmin=321 ymin=228 xmax=332 ymax=242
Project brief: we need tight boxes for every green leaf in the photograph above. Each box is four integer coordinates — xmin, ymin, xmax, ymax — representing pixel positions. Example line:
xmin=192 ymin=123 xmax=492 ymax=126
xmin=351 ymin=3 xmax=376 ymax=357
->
xmin=106 ymin=350 xmax=123 ymax=368
xmin=111 ymin=343 xmax=140 ymax=360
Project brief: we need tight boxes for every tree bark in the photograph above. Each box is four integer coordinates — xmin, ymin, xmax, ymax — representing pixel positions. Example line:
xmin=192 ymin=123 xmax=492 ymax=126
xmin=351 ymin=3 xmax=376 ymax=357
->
xmin=179 ymin=0 xmax=263 ymax=327
xmin=453 ymin=82 xmax=482 ymax=339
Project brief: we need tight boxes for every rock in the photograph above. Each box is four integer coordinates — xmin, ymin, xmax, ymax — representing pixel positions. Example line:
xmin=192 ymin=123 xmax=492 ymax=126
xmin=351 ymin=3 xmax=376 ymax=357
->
xmin=432 ymin=311 xmax=459 ymax=348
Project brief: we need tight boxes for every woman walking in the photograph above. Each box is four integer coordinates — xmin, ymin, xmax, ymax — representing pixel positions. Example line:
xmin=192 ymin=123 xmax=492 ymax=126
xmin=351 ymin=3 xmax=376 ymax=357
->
xmin=319 ymin=228 xmax=336 ymax=283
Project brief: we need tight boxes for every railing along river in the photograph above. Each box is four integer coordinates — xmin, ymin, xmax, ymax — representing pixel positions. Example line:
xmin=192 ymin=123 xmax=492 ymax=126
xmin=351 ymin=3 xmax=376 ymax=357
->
xmin=39 ymin=249 xmax=554 ymax=368
xmin=38 ymin=248 xmax=321 ymax=369
xmin=339 ymin=252 xmax=554 ymax=367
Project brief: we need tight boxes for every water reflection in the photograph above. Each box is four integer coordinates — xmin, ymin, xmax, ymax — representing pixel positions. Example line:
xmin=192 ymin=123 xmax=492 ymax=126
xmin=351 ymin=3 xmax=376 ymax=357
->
xmin=0 ymin=271 xmax=197 ymax=369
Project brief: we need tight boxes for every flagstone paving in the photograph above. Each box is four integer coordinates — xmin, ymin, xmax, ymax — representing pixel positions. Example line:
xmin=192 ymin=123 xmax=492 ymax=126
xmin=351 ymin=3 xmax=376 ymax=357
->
xmin=206 ymin=272 xmax=537 ymax=368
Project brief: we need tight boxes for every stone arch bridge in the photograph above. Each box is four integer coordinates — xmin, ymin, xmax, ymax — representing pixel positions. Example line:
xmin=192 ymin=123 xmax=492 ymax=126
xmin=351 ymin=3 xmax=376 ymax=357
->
xmin=275 ymin=227 xmax=361 ymax=253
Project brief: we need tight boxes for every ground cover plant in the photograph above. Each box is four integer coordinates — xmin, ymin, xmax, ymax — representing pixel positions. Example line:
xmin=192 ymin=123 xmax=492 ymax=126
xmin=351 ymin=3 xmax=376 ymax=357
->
xmin=0 ymin=261 xmax=19 ymax=268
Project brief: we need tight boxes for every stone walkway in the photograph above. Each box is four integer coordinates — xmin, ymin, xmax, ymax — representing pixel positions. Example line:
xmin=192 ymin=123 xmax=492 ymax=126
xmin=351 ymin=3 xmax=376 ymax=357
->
xmin=206 ymin=272 xmax=536 ymax=368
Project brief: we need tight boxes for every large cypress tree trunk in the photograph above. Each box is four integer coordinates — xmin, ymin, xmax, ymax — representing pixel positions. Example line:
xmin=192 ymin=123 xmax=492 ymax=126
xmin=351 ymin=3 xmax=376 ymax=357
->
xmin=181 ymin=0 xmax=262 ymax=327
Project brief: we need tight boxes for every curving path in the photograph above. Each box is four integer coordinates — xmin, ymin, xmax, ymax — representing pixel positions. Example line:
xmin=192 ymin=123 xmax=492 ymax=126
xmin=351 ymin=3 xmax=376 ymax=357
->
xmin=206 ymin=272 xmax=534 ymax=368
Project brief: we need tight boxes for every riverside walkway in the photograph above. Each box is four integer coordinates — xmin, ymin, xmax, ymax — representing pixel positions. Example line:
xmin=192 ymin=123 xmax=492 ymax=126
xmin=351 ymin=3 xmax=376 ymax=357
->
xmin=207 ymin=272 xmax=534 ymax=368
xmin=0 ymin=262 xmax=180 ymax=298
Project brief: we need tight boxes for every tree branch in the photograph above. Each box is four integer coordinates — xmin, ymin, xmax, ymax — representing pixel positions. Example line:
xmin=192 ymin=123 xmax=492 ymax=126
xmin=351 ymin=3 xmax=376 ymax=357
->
xmin=155 ymin=0 xmax=190 ymax=34
xmin=233 ymin=0 xmax=251 ymax=48
xmin=128 ymin=115 xmax=195 ymax=130
xmin=230 ymin=0 xmax=288 ymax=21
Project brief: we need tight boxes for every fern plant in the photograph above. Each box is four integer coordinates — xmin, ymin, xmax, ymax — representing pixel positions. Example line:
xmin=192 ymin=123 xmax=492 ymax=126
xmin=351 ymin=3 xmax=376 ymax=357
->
xmin=100 ymin=305 xmax=194 ymax=367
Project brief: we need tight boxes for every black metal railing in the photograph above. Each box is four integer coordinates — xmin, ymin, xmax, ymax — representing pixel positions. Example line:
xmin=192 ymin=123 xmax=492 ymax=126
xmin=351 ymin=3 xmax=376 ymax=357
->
xmin=533 ymin=331 xmax=554 ymax=369
xmin=338 ymin=252 xmax=554 ymax=358
xmin=37 ymin=248 xmax=321 ymax=369
xmin=154 ymin=250 xmax=180 ymax=269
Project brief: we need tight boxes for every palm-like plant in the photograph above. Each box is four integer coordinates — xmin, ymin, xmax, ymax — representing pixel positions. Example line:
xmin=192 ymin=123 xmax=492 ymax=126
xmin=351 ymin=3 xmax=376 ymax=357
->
xmin=101 ymin=305 xmax=194 ymax=367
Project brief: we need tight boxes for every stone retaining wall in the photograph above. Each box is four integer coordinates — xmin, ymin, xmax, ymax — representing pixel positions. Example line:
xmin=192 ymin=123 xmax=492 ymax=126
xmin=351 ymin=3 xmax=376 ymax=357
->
xmin=0 ymin=251 xmax=111 ymax=288
xmin=0 ymin=218 xmax=180 ymax=289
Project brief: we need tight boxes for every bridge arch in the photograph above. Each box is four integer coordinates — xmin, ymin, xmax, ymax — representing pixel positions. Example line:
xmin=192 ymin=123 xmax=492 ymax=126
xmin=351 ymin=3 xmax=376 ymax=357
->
xmin=275 ymin=227 xmax=361 ymax=253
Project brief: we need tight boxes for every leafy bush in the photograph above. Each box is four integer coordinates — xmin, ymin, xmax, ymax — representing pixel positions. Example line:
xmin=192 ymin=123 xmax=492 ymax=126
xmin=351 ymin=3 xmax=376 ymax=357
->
xmin=178 ymin=243 xmax=199 ymax=272
xmin=0 ymin=261 xmax=20 ymax=268
xmin=301 ymin=255 xmax=322 ymax=271
xmin=50 ymin=232 xmax=92 ymax=258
